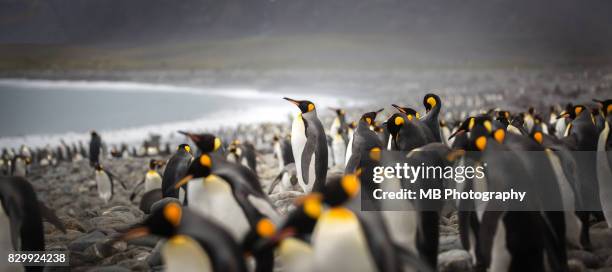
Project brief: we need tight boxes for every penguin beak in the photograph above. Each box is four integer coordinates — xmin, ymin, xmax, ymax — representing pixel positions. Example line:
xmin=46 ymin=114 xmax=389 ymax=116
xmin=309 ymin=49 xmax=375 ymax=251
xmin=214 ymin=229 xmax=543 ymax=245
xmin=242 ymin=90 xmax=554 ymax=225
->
xmin=375 ymin=108 xmax=384 ymax=114
xmin=557 ymin=111 xmax=570 ymax=119
xmin=174 ymin=175 xmax=193 ymax=189
xmin=448 ymin=129 xmax=464 ymax=140
xmin=119 ymin=226 xmax=150 ymax=241
xmin=283 ymin=97 xmax=300 ymax=106
xmin=391 ymin=104 xmax=407 ymax=114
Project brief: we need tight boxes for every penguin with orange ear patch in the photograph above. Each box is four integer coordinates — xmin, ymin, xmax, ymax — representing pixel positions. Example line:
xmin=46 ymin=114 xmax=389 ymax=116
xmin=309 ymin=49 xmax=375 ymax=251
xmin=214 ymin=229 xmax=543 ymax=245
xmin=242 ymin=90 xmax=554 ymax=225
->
xmin=345 ymin=110 xmax=384 ymax=174
xmin=422 ymin=93 xmax=443 ymax=142
xmin=284 ymin=97 xmax=328 ymax=193
xmin=121 ymin=202 xmax=248 ymax=272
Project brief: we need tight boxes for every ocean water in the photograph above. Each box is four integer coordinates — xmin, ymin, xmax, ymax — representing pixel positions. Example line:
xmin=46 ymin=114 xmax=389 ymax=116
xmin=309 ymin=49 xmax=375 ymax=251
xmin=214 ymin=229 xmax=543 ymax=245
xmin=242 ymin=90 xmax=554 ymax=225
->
xmin=0 ymin=79 xmax=358 ymax=148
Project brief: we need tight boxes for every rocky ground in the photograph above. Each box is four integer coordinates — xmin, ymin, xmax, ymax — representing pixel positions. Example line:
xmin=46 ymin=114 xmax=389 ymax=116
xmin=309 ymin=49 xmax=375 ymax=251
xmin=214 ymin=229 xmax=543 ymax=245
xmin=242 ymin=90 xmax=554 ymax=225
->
xmin=28 ymin=148 xmax=612 ymax=272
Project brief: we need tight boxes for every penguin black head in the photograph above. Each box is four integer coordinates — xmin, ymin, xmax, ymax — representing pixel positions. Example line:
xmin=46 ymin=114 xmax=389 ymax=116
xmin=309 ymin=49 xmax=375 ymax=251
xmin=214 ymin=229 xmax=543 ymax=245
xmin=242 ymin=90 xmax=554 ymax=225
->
xmin=593 ymin=99 xmax=612 ymax=116
xmin=348 ymin=121 xmax=357 ymax=130
xmin=174 ymin=154 xmax=213 ymax=189
xmin=149 ymin=159 xmax=164 ymax=170
xmin=272 ymin=193 xmax=323 ymax=241
xmin=360 ymin=109 xmax=384 ymax=126
xmin=177 ymin=143 xmax=192 ymax=154
xmin=178 ymin=132 xmax=221 ymax=153
xmin=94 ymin=163 xmax=103 ymax=171
xmin=423 ymin=93 xmax=441 ymax=113
xmin=448 ymin=115 xmax=490 ymax=140
xmin=558 ymin=105 xmax=586 ymax=120
xmin=122 ymin=202 xmax=182 ymax=240
xmin=284 ymin=97 xmax=315 ymax=113
xmin=272 ymin=135 xmax=280 ymax=142
xmin=329 ymin=107 xmax=346 ymax=117
xmin=386 ymin=113 xmax=406 ymax=138
xmin=323 ymin=174 xmax=360 ymax=207
xmin=391 ymin=104 xmax=420 ymax=120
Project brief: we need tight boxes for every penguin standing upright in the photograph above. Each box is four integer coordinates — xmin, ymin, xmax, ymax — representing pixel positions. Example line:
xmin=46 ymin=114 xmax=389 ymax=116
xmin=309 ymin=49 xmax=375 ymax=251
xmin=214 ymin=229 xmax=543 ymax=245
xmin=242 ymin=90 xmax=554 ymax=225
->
xmin=422 ymin=93 xmax=443 ymax=142
xmin=594 ymin=99 xmax=612 ymax=226
xmin=331 ymin=126 xmax=347 ymax=167
xmin=130 ymin=159 xmax=165 ymax=201
xmin=89 ymin=131 xmax=102 ymax=167
xmin=161 ymin=144 xmax=194 ymax=203
xmin=0 ymin=177 xmax=66 ymax=272
xmin=345 ymin=110 xmax=383 ymax=174
xmin=121 ymin=202 xmax=249 ymax=272
xmin=284 ymin=97 xmax=328 ymax=193
xmin=94 ymin=163 xmax=127 ymax=203
xmin=272 ymin=135 xmax=294 ymax=171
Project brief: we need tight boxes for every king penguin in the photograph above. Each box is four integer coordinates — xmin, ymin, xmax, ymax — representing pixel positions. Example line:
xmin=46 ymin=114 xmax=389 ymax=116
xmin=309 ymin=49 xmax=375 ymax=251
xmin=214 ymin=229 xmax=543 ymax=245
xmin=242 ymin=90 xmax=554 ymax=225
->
xmin=284 ymin=97 xmax=328 ymax=193
xmin=94 ymin=163 xmax=127 ymax=203
xmin=594 ymin=99 xmax=612 ymax=226
xmin=422 ymin=93 xmax=443 ymax=142
xmin=161 ymin=143 xmax=194 ymax=204
xmin=121 ymin=202 xmax=249 ymax=272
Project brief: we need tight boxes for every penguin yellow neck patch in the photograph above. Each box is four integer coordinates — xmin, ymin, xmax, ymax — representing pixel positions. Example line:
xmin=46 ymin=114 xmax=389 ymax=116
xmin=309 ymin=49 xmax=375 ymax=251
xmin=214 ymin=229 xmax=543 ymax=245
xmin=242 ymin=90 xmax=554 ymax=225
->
xmin=475 ymin=136 xmax=487 ymax=151
xmin=533 ymin=132 xmax=543 ymax=144
xmin=483 ymin=120 xmax=492 ymax=133
xmin=368 ymin=147 xmax=381 ymax=161
xmin=199 ymin=155 xmax=211 ymax=167
xmin=341 ymin=174 xmax=360 ymax=197
xmin=493 ymin=129 xmax=505 ymax=143
xmin=303 ymin=196 xmax=322 ymax=219
xmin=164 ymin=203 xmax=182 ymax=226
xmin=326 ymin=207 xmax=355 ymax=220
xmin=213 ymin=138 xmax=222 ymax=151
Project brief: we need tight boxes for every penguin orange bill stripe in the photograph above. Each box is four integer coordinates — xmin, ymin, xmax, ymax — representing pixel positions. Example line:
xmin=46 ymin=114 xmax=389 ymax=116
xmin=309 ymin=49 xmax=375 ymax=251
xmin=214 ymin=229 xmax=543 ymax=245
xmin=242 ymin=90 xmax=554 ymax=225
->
xmin=175 ymin=174 xmax=194 ymax=189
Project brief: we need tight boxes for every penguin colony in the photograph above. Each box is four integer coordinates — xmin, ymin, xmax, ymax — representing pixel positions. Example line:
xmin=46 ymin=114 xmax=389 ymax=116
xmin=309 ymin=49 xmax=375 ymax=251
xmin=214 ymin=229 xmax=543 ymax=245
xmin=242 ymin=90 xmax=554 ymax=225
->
xmin=0 ymin=92 xmax=611 ymax=272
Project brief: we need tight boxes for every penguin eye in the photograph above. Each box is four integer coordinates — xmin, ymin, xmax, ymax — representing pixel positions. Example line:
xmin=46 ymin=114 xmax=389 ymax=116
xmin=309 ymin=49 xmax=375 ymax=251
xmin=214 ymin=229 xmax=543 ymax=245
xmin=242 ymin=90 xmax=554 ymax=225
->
xmin=341 ymin=174 xmax=360 ymax=197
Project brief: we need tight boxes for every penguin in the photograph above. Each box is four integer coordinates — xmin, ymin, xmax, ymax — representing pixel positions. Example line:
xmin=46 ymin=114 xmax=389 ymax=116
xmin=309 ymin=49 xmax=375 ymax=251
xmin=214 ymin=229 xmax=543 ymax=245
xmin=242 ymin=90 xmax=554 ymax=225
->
xmin=386 ymin=108 xmax=435 ymax=151
xmin=284 ymin=97 xmax=328 ymax=193
xmin=178 ymin=131 xmax=224 ymax=155
xmin=121 ymin=202 xmax=249 ymax=272
xmin=0 ymin=177 xmax=66 ymax=272
xmin=440 ymin=120 xmax=452 ymax=146
xmin=272 ymin=135 xmax=294 ymax=171
xmin=89 ymin=131 xmax=102 ymax=167
xmin=331 ymin=127 xmax=347 ymax=167
xmin=594 ymin=99 xmax=612 ymax=226
xmin=422 ymin=93 xmax=443 ymax=142
xmin=227 ymin=140 xmax=257 ymax=173
xmin=173 ymin=153 xmax=279 ymax=241
xmin=267 ymin=163 xmax=300 ymax=194
xmin=11 ymin=155 xmax=28 ymax=177
xmin=130 ymin=159 xmax=165 ymax=201
xmin=161 ymin=144 xmax=194 ymax=203
xmin=94 ymin=163 xmax=127 ymax=203
xmin=345 ymin=110 xmax=383 ymax=173
xmin=329 ymin=107 xmax=349 ymax=145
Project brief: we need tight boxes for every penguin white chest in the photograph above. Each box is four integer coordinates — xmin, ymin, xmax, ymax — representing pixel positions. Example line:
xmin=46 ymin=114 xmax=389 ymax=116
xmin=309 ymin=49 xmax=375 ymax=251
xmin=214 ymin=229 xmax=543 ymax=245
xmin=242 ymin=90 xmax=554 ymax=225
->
xmin=187 ymin=177 xmax=250 ymax=240
xmin=274 ymin=142 xmax=284 ymax=170
xmin=95 ymin=171 xmax=113 ymax=202
xmin=332 ymin=134 xmax=347 ymax=166
xmin=144 ymin=172 xmax=162 ymax=193
xmin=13 ymin=159 xmax=26 ymax=177
xmin=162 ymin=235 xmax=212 ymax=272
xmin=291 ymin=115 xmax=315 ymax=192
xmin=312 ymin=208 xmax=377 ymax=272
xmin=0 ymin=204 xmax=24 ymax=272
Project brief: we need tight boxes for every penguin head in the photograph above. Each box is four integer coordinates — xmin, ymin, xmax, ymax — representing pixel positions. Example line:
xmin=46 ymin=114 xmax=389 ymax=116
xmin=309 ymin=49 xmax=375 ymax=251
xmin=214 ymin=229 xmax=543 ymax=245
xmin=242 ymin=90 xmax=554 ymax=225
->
xmin=177 ymin=143 xmax=192 ymax=154
xmin=284 ymin=97 xmax=315 ymax=113
xmin=360 ymin=109 xmax=384 ymax=126
xmin=94 ymin=163 xmax=103 ymax=171
xmin=386 ymin=113 xmax=406 ymax=139
xmin=149 ymin=159 xmax=165 ymax=170
xmin=178 ymin=132 xmax=221 ymax=153
xmin=323 ymin=174 xmax=360 ymax=207
xmin=468 ymin=118 xmax=494 ymax=151
xmin=272 ymin=134 xmax=279 ymax=142
xmin=448 ymin=115 xmax=491 ymax=140
xmin=122 ymin=202 xmax=182 ymax=240
xmin=423 ymin=93 xmax=441 ymax=113
xmin=329 ymin=107 xmax=346 ymax=117
xmin=558 ymin=105 xmax=586 ymax=120
xmin=178 ymin=154 xmax=213 ymax=186
xmin=391 ymin=104 xmax=420 ymax=120
xmin=593 ymin=99 xmax=612 ymax=116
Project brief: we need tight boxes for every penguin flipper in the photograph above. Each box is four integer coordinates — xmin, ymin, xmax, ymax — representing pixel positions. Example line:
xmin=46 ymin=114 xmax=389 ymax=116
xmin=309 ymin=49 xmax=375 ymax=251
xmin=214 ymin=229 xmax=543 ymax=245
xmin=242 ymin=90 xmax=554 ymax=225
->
xmin=300 ymin=136 xmax=316 ymax=185
xmin=393 ymin=243 xmax=434 ymax=272
xmin=129 ymin=179 xmax=146 ymax=201
xmin=38 ymin=201 xmax=67 ymax=234
xmin=106 ymin=170 xmax=128 ymax=190
xmin=267 ymin=170 xmax=286 ymax=194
